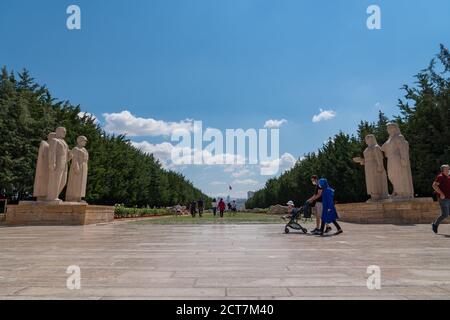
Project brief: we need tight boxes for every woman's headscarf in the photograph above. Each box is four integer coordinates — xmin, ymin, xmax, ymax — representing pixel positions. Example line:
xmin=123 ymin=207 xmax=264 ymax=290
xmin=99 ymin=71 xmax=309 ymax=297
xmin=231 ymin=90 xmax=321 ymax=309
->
xmin=318 ymin=178 xmax=328 ymax=189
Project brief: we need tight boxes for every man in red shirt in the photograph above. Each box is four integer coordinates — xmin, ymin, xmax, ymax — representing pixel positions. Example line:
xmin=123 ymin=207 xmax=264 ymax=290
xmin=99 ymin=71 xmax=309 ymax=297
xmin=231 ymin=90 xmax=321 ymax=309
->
xmin=218 ymin=198 xmax=226 ymax=218
xmin=432 ymin=164 xmax=450 ymax=233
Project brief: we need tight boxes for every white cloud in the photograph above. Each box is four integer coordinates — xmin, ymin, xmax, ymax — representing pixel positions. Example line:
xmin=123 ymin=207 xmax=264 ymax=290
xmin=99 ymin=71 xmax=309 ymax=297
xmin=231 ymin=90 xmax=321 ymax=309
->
xmin=312 ymin=109 xmax=336 ymax=123
xmin=231 ymin=168 xmax=254 ymax=178
xmin=232 ymin=179 xmax=259 ymax=186
xmin=103 ymin=110 xmax=193 ymax=137
xmin=132 ymin=140 xmax=247 ymax=168
xmin=264 ymin=119 xmax=287 ymax=128
xmin=210 ymin=181 xmax=226 ymax=186
xmin=173 ymin=149 xmax=246 ymax=166
xmin=223 ymin=166 xmax=235 ymax=173
xmin=131 ymin=141 xmax=175 ymax=167
xmin=222 ymin=165 xmax=255 ymax=178
xmin=130 ymin=134 xmax=297 ymax=179
xmin=260 ymin=152 xmax=296 ymax=175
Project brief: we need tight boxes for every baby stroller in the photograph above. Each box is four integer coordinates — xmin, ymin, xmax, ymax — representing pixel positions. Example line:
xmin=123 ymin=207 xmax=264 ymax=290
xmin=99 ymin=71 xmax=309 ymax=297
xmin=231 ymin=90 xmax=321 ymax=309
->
xmin=284 ymin=202 xmax=312 ymax=234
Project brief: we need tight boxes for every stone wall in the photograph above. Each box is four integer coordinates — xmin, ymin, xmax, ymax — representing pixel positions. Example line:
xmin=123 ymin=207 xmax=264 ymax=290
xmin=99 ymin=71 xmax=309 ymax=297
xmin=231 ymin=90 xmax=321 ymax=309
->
xmin=6 ymin=203 xmax=114 ymax=226
xmin=336 ymin=198 xmax=448 ymax=224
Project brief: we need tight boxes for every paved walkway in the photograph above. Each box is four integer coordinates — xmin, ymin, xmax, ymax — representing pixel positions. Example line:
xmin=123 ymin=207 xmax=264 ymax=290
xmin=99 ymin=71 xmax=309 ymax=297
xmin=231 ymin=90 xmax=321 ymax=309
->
xmin=0 ymin=222 xmax=449 ymax=300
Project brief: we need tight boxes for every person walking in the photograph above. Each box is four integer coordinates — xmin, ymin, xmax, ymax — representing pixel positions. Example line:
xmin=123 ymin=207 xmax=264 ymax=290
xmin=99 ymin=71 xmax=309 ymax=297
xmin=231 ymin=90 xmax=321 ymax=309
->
xmin=197 ymin=198 xmax=204 ymax=217
xmin=317 ymin=178 xmax=343 ymax=236
xmin=174 ymin=204 xmax=182 ymax=217
xmin=307 ymin=175 xmax=331 ymax=235
xmin=218 ymin=198 xmax=226 ymax=217
xmin=211 ymin=198 xmax=217 ymax=216
xmin=231 ymin=200 xmax=237 ymax=215
xmin=190 ymin=200 xmax=197 ymax=217
xmin=432 ymin=164 xmax=450 ymax=234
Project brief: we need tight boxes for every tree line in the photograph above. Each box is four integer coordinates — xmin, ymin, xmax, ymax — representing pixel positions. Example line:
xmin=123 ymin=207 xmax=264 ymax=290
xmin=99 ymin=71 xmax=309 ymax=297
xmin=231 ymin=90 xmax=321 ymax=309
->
xmin=0 ymin=67 xmax=210 ymax=207
xmin=246 ymin=44 xmax=449 ymax=209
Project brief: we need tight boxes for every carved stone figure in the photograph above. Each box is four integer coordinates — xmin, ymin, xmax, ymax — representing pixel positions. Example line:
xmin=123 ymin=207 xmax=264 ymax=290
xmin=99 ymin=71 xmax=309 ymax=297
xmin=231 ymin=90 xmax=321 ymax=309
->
xmin=353 ymin=134 xmax=389 ymax=201
xmin=66 ymin=136 xmax=89 ymax=202
xmin=381 ymin=123 xmax=414 ymax=199
xmin=46 ymin=127 xmax=70 ymax=201
xmin=33 ymin=132 xmax=57 ymax=200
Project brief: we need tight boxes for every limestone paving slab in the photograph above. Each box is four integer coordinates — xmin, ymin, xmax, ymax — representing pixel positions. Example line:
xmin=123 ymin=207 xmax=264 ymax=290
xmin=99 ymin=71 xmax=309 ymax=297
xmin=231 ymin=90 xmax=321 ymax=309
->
xmin=0 ymin=222 xmax=449 ymax=299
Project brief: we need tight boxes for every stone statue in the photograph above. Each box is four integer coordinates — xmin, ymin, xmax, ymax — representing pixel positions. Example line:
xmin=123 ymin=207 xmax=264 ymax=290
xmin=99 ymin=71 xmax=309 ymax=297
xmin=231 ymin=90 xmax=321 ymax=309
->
xmin=381 ymin=123 xmax=414 ymax=199
xmin=353 ymin=134 xmax=389 ymax=201
xmin=66 ymin=136 xmax=89 ymax=203
xmin=33 ymin=132 xmax=57 ymax=200
xmin=46 ymin=127 xmax=71 ymax=201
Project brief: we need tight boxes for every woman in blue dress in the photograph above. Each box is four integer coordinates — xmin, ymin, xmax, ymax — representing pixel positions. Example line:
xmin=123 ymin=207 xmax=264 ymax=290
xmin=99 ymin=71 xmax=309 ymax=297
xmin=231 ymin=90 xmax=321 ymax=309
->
xmin=318 ymin=178 xmax=343 ymax=236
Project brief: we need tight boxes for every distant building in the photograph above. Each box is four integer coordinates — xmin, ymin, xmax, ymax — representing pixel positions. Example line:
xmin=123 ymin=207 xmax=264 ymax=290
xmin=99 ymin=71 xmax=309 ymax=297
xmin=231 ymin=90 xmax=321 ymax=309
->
xmin=247 ymin=191 xmax=255 ymax=199
xmin=234 ymin=198 xmax=246 ymax=211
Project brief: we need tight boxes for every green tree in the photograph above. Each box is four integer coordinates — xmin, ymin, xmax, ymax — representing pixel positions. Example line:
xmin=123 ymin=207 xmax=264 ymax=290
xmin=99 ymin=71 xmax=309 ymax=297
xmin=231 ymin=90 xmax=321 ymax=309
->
xmin=397 ymin=44 xmax=450 ymax=197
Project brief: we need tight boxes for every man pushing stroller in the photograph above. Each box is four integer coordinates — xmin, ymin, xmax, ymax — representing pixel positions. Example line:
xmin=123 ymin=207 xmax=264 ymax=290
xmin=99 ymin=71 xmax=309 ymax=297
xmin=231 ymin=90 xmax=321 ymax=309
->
xmin=282 ymin=177 xmax=343 ymax=236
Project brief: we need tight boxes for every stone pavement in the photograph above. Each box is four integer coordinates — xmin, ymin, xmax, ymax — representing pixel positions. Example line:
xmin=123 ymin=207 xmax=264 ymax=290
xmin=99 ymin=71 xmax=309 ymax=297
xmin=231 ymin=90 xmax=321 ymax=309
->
xmin=0 ymin=221 xmax=449 ymax=300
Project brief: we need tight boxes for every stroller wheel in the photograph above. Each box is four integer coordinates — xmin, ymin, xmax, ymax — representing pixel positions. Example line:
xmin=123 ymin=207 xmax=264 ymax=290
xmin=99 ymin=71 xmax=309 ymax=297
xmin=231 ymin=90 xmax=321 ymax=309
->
xmin=284 ymin=227 xmax=290 ymax=234
xmin=302 ymin=227 xmax=307 ymax=234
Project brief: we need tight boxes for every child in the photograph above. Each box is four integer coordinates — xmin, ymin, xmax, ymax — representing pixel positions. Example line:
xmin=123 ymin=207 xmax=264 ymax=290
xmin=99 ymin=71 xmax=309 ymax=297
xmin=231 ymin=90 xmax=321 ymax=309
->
xmin=282 ymin=200 xmax=297 ymax=221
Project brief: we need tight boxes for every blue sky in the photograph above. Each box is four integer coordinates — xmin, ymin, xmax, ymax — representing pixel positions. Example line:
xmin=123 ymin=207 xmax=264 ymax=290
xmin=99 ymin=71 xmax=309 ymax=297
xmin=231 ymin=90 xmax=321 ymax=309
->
xmin=1 ymin=0 xmax=449 ymax=199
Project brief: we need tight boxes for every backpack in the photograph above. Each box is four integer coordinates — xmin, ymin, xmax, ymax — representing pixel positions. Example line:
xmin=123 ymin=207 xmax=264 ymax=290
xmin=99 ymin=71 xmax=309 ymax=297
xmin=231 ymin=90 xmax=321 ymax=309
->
xmin=302 ymin=202 xmax=312 ymax=219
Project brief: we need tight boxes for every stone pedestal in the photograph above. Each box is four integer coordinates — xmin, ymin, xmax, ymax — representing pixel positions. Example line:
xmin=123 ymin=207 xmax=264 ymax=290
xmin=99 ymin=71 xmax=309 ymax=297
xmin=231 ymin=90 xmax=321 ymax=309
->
xmin=335 ymin=198 xmax=447 ymax=224
xmin=6 ymin=202 xmax=114 ymax=226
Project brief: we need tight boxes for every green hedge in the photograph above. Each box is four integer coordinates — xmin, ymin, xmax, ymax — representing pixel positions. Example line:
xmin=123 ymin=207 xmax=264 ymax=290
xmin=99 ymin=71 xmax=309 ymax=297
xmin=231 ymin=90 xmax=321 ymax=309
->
xmin=114 ymin=204 xmax=171 ymax=219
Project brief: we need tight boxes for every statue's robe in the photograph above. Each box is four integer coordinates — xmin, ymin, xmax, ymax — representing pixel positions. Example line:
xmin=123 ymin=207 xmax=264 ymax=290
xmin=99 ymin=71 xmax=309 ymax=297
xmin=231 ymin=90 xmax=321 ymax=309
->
xmin=47 ymin=138 xmax=70 ymax=201
xmin=381 ymin=135 xmax=414 ymax=198
xmin=33 ymin=140 xmax=50 ymax=199
xmin=363 ymin=145 xmax=388 ymax=200
xmin=66 ymin=147 xmax=88 ymax=202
